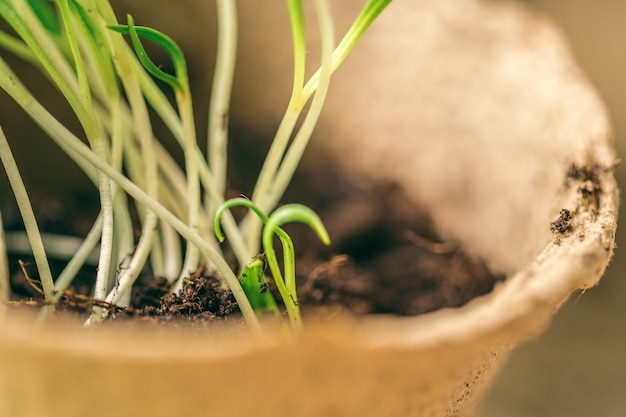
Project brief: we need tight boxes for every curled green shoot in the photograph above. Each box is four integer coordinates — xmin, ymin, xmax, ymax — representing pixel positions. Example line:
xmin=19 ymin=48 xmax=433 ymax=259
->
xmin=109 ymin=15 xmax=187 ymax=92
xmin=214 ymin=197 xmax=269 ymax=244
xmin=262 ymin=204 xmax=329 ymax=333
xmin=215 ymin=198 xmax=330 ymax=333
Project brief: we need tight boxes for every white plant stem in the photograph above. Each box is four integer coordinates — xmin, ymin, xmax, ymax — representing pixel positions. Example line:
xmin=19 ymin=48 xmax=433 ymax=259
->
xmin=96 ymin=5 xmax=162 ymax=316
xmin=0 ymin=0 xmax=388 ymax=333
xmin=173 ymin=89 xmax=202 ymax=291
xmin=244 ymin=0 xmax=334 ymax=255
xmin=208 ymin=0 xmax=237 ymax=202
xmin=0 ymin=69 xmax=261 ymax=330
xmin=90 ymin=145 xmax=114 ymax=321
xmin=158 ymin=219 xmax=182 ymax=282
xmin=0 ymin=127 xmax=55 ymax=300
xmin=266 ymin=0 xmax=335 ymax=209
xmin=244 ymin=0 xmax=307 ymax=247
xmin=131 ymin=53 xmax=251 ymax=267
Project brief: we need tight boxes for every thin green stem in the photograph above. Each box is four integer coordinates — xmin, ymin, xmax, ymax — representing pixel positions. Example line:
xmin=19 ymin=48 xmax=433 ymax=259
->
xmin=90 ymin=144 xmax=114 ymax=319
xmin=126 ymin=44 xmax=250 ymax=267
xmin=105 ymin=221 xmax=156 ymax=306
xmin=14 ymin=0 xmax=115 ymax=318
xmin=95 ymin=3 xmax=162 ymax=313
xmin=57 ymin=0 xmax=94 ymax=114
xmin=265 ymin=0 xmax=335 ymax=210
xmin=0 ymin=30 xmax=37 ymax=65
xmin=0 ymin=76 xmax=97 ymax=183
xmin=0 ymin=52 xmax=260 ymax=329
xmin=214 ymin=197 xmax=269 ymax=244
xmin=135 ymin=64 xmax=250 ymax=266
xmin=244 ymin=0 xmax=308 ymax=252
xmin=243 ymin=0 xmax=335 ymax=254
xmin=7 ymin=85 xmax=261 ymax=330
xmin=173 ymin=86 xmax=203 ymax=290
xmin=2 ymin=0 xmax=78 ymax=108
xmin=0 ymin=126 xmax=55 ymax=301
xmin=115 ymin=15 xmax=208 ymax=290
xmin=286 ymin=0 xmax=306 ymax=98
xmin=251 ymin=0 xmax=306 ymax=197
xmin=301 ymin=0 xmax=391 ymax=101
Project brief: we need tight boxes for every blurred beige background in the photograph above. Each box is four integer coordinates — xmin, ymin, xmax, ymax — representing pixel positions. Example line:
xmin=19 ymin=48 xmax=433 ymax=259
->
xmin=477 ymin=1 xmax=626 ymax=416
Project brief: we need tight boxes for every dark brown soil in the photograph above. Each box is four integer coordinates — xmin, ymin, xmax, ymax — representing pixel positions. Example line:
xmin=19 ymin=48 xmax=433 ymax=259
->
xmin=566 ymin=160 xmax=621 ymax=205
xmin=551 ymin=208 xmax=572 ymax=234
xmin=2 ymin=178 xmax=502 ymax=324
xmin=124 ymin=267 xmax=238 ymax=321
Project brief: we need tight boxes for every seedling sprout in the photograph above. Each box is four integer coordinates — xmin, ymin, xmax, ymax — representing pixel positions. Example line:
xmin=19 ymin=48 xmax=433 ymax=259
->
xmin=0 ymin=0 xmax=390 ymax=332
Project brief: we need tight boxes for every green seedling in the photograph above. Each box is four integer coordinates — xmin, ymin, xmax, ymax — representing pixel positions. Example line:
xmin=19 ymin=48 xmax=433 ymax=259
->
xmin=215 ymin=198 xmax=330 ymax=333
xmin=0 ymin=0 xmax=389 ymax=333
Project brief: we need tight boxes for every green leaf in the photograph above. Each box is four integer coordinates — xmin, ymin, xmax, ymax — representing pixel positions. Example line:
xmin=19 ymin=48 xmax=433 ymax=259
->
xmin=239 ymin=258 xmax=280 ymax=317
xmin=27 ymin=0 xmax=61 ymax=35
xmin=109 ymin=14 xmax=187 ymax=91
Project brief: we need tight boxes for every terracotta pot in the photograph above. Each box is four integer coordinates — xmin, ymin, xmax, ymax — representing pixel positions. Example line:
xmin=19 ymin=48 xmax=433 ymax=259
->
xmin=0 ymin=1 xmax=618 ymax=416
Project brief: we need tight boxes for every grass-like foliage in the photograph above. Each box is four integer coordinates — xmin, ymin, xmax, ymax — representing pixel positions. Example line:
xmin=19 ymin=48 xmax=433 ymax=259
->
xmin=0 ymin=0 xmax=390 ymax=333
